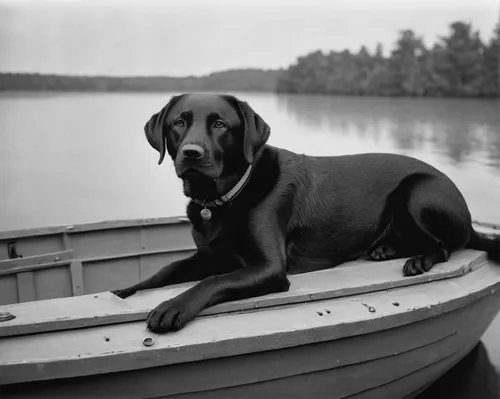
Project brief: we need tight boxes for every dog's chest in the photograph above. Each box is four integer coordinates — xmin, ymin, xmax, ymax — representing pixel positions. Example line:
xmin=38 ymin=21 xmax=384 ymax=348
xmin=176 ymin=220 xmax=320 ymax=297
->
xmin=192 ymin=220 xmax=225 ymax=247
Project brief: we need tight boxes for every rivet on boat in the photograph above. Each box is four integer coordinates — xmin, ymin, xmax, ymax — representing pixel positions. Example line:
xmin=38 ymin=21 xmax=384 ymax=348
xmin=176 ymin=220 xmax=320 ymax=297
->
xmin=0 ymin=312 xmax=15 ymax=322
xmin=142 ymin=337 xmax=154 ymax=347
xmin=325 ymin=309 xmax=331 ymax=314
xmin=66 ymin=225 xmax=74 ymax=230
xmin=392 ymin=302 xmax=400 ymax=306
xmin=316 ymin=311 xmax=323 ymax=316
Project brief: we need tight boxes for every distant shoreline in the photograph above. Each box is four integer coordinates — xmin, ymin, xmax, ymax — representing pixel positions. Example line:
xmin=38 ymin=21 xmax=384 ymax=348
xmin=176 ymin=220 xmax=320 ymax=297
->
xmin=2 ymin=19 xmax=498 ymax=99
xmin=0 ymin=89 xmax=497 ymax=101
xmin=0 ymin=69 xmax=281 ymax=93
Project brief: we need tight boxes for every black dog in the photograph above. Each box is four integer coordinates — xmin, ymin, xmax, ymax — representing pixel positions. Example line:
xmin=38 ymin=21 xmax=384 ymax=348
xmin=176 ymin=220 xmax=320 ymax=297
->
xmin=113 ymin=93 xmax=500 ymax=333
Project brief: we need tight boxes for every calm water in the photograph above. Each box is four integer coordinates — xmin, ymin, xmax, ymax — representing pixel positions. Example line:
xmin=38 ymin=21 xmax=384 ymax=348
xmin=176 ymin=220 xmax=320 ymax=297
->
xmin=1 ymin=92 xmax=499 ymax=393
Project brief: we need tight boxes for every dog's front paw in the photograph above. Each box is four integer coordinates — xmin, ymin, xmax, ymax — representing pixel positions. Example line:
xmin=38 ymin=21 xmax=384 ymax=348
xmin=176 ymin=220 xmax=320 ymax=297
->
xmin=146 ymin=295 xmax=199 ymax=333
xmin=111 ymin=288 xmax=137 ymax=299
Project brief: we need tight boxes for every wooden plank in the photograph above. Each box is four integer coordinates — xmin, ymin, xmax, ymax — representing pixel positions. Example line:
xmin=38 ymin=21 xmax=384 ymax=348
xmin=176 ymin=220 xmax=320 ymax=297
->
xmin=0 ymin=250 xmax=73 ymax=270
xmin=0 ymin=276 xmax=18 ymax=305
xmin=0 ymin=250 xmax=489 ymax=336
xmin=68 ymin=223 xmax=193 ymax=260
xmin=139 ymin=228 xmax=147 ymax=280
xmin=70 ymin=261 xmax=85 ymax=296
xmin=16 ymin=272 xmax=36 ymax=303
xmin=0 ymin=216 xmax=190 ymax=240
xmin=0 ymin=248 xmax=195 ymax=277
xmin=70 ymin=228 xmax=143 ymax=260
xmin=0 ymin=235 xmax=64 ymax=263
xmin=126 ymin=249 xmax=487 ymax=316
xmin=0 ymin=260 xmax=72 ymax=276
xmin=34 ymin=267 xmax=73 ymax=301
xmin=83 ymin=258 xmax=141 ymax=295
xmin=142 ymin=223 xmax=195 ymax=253
xmin=140 ymin=251 xmax=197 ymax=280
xmin=0 ymin=263 xmax=499 ymax=385
xmin=0 ymin=292 xmax=134 ymax=337
xmin=62 ymin=233 xmax=71 ymax=250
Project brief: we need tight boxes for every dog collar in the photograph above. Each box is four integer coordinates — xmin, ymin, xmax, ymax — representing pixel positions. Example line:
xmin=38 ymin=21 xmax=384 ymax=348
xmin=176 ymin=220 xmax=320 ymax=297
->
xmin=192 ymin=164 xmax=253 ymax=219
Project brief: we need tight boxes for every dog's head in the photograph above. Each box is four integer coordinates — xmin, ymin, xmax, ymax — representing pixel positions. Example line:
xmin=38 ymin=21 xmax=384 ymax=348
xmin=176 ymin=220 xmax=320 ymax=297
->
xmin=144 ymin=94 xmax=270 ymax=200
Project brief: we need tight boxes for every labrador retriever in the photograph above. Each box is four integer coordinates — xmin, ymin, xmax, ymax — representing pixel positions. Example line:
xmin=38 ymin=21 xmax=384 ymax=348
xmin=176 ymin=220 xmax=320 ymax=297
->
xmin=113 ymin=93 xmax=500 ymax=333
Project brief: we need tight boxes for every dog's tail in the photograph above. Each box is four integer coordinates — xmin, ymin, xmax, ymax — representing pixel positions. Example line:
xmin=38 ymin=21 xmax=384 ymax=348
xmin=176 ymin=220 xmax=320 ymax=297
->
xmin=466 ymin=229 xmax=500 ymax=263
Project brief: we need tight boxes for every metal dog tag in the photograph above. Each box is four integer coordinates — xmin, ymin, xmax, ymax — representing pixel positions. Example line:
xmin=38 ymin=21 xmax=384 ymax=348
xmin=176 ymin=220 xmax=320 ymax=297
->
xmin=200 ymin=208 xmax=212 ymax=221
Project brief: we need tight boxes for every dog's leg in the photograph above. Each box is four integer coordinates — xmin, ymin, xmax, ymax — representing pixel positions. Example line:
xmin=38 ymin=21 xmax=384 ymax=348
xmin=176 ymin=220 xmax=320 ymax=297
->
xmin=146 ymin=212 xmax=290 ymax=333
xmin=112 ymin=249 xmax=239 ymax=299
xmin=145 ymin=259 xmax=289 ymax=332
xmin=398 ymin=176 xmax=471 ymax=276
xmin=369 ymin=174 xmax=471 ymax=274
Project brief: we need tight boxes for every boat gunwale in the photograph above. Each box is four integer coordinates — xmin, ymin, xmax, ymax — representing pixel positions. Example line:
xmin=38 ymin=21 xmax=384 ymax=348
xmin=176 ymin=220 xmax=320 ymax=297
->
xmin=0 ymin=216 xmax=191 ymax=241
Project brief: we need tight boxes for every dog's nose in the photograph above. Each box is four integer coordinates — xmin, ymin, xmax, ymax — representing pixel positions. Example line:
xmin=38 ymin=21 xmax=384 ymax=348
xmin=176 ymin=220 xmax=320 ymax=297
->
xmin=180 ymin=144 xmax=205 ymax=160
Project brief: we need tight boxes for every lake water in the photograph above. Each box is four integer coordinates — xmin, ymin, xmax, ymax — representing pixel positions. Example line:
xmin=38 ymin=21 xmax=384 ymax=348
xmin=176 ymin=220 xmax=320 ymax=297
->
xmin=1 ymin=92 xmax=499 ymax=394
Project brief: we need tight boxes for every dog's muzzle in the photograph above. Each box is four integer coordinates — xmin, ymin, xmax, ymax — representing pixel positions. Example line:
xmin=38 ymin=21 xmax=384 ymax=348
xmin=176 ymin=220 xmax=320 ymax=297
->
xmin=180 ymin=144 xmax=205 ymax=161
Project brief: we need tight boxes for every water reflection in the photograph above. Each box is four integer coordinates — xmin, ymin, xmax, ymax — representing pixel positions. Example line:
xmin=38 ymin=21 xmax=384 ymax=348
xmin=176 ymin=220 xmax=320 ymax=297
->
xmin=277 ymin=94 xmax=500 ymax=171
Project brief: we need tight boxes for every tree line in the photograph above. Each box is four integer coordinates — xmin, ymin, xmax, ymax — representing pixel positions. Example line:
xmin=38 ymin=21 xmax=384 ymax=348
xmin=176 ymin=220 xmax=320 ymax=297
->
xmin=1 ymin=21 xmax=498 ymax=97
xmin=277 ymin=21 xmax=499 ymax=97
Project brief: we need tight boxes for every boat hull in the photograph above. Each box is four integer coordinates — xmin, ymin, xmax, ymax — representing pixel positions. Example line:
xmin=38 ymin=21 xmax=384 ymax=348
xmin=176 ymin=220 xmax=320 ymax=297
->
xmin=1 ymin=288 xmax=499 ymax=399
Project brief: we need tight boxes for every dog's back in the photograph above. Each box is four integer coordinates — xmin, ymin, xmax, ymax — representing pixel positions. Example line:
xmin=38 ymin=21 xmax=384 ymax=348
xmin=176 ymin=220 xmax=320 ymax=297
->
xmin=273 ymin=148 xmax=466 ymax=272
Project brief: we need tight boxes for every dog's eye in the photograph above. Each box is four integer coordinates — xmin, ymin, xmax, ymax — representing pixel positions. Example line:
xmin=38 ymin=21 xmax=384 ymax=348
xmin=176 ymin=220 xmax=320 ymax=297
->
xmin=174 ymin=119 xmax=185 ymax=127
xmin=213 ymin=120 xmax=226 ymax=129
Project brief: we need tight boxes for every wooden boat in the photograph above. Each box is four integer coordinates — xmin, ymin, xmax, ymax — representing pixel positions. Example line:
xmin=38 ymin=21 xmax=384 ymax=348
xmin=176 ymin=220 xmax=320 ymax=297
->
xmin=0 ymin=218 xmax=499 ymax=398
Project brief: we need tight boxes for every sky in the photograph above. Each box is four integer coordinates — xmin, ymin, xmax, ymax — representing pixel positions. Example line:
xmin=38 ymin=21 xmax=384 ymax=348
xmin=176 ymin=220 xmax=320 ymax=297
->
xmin=0 ymin=0 xmax=498 ymax=77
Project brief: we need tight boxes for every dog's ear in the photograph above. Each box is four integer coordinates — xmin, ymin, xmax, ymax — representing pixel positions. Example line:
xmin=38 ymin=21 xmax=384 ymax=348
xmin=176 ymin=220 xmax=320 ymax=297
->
xmin=235 ymin=100 xmax=271 ymax=165
xmin=144 ymin=95 xmax=183 ymax=165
